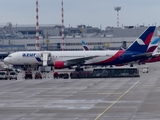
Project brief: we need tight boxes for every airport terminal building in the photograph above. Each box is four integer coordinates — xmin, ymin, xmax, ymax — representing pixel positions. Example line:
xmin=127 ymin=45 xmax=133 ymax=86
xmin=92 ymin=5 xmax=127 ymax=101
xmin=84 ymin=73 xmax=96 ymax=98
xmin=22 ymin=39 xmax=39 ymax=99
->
xmin=0 ymin=22 xmax=159 ymax=52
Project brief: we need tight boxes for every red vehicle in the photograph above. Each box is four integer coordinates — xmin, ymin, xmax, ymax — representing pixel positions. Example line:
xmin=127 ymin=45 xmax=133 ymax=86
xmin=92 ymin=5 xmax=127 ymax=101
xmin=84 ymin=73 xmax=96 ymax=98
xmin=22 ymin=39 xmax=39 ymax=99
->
xmin=25 ymin=70 xmax=32 ymax=79
xmin=53 ymin=72 xmax=59 ymax=79
xmin=35 ymin=72 xmax=42 ymax=79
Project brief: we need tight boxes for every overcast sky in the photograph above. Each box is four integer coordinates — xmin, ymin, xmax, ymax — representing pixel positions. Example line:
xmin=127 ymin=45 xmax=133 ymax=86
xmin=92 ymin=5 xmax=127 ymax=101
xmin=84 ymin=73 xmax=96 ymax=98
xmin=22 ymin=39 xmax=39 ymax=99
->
xmin=0 ymin=0 xmax=159 ymax=29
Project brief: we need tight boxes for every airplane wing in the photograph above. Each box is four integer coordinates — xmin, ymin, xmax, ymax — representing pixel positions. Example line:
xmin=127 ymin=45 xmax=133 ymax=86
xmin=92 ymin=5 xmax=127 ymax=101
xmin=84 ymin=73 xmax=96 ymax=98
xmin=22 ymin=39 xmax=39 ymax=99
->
xmin=65 ymin=55 xmax=99 ymax=65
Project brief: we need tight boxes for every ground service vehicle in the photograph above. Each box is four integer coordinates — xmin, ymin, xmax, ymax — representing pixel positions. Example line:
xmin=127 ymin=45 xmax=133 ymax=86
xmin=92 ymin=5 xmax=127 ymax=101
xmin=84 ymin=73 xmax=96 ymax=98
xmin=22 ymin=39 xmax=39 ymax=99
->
xmin=70 ymin=67 xmax=140 ymax=78
xmin=9 ymin=71 xmax=17 ymax=80
xmin=0 ymin=71 xmax=8 ymax=80
xmin=25 ymin=70 xmax=32 ymax=79
xmin=58 ymin=73 xmax=69 ymax=79
xmin=92 ymin=67 xmax=140 ymax=77
xmin=142 ymin=66 xmax=149 ymax=73
xmin=35 ymin=72 xmax=42 ymax=79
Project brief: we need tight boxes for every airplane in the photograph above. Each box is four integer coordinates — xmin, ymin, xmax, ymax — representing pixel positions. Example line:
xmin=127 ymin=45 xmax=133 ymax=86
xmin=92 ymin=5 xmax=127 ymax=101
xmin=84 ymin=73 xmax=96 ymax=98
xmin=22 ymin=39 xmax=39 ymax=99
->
xmin=137 ymin=30 xmax=160 ymax=64
xmin=144 ymin=52 xmax=160 ymax=63
xmin=114 ymin=37 xmax=160 ymax=66
xmin=3 ymin=26 xmax=156 ymax=71
xmin=139 ymin=38 xmax=160 ymax=63
xmin=82 ymin=37 xmax=160 ymax=66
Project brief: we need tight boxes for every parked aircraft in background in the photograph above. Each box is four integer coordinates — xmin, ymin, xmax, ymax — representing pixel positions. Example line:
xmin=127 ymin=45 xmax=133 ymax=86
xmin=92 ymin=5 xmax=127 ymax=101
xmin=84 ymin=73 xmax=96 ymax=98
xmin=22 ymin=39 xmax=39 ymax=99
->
xmin=146 ymin=38 xmax=160 ymax=53
xmin=139 ymin=38 xmax=160 ymax=63
xmin=4 ymin=26 xmax=155 ymax=71
xmin=82 ymin=40 xmax=89 ymax=51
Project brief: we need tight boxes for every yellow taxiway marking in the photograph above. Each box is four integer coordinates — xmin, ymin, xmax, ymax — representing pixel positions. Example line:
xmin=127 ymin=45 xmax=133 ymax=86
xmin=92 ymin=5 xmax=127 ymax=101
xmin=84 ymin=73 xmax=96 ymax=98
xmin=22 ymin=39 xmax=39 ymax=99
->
xmin=95 ymin=81 xmax=139 ymax=120
xmin=98 ymin=92 xmax=122 ymax=95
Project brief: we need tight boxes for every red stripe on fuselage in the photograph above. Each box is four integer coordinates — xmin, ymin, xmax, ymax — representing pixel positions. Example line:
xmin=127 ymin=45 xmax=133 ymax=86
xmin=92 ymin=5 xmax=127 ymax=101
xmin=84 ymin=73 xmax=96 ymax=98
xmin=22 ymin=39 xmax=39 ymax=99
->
xmin=145 ymin=33 xmax=154 ymax=45
xmin=95 ymin=50 xmax=125 ymax=64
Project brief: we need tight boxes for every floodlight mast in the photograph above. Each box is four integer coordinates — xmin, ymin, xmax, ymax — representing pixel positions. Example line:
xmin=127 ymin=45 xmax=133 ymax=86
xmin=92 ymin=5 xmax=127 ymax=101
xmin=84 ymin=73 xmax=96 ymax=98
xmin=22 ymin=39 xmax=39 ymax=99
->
xmin=61 ymin=0 xmax=65 ymax=51
xmin=36 ymin=0 xmax=40 ymax=51
xmin=114 ymin=6 xmax=121 ymax=27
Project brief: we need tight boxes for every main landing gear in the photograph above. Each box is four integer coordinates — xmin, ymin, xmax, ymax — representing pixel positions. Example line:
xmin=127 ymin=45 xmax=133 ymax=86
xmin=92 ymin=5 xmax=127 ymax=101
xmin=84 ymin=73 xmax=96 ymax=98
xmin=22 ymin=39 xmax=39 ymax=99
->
xmin=75 ymin=64 xmax=84 ymax=72
xmin=75 ymin=67 xmax=84 ymax=72
xmin=130 ymin=64 xmax=133 ymax=67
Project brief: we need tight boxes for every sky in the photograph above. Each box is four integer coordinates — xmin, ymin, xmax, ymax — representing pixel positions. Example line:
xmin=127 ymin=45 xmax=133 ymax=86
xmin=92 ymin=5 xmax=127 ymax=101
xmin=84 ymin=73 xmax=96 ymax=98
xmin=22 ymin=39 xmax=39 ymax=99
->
xmin=0 ymin=0 xmax=160 ymax=29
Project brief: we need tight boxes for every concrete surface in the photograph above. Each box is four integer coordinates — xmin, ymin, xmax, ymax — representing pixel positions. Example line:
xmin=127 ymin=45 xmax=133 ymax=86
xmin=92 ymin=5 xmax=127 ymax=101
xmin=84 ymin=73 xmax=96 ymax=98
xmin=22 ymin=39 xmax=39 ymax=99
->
xmin=0 ymin=63 xmax=160 ymax=120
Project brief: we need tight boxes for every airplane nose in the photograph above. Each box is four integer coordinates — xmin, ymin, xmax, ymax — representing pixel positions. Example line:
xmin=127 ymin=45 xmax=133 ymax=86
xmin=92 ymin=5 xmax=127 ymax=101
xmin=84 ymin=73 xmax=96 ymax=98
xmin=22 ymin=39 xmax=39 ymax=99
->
xmin=3 ymin=57 xmax=10 ymax=64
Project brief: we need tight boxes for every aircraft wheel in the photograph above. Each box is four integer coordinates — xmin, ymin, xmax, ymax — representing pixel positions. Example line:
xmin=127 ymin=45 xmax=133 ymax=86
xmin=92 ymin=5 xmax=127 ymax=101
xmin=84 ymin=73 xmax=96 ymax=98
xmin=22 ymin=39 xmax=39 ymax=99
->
xmin=130 ymin=64 xmax=133 ymax=67
xmin=75 ymin=67 xmax=79 ymax=72
xmin=80 ymin=68 xmax=84 ymax=71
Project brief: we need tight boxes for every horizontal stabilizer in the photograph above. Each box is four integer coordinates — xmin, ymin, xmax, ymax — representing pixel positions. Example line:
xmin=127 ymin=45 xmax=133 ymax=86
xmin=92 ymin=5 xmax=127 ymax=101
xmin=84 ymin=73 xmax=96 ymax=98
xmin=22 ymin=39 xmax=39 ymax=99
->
xmin=132 ymin=52 xmax=152 ymax=58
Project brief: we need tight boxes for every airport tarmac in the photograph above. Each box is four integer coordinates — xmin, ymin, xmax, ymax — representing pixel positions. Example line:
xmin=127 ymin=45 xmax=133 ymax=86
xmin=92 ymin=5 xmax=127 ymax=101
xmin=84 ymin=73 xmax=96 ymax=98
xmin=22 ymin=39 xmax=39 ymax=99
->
xmin=0 ymin=63 xmax=160 ymax=120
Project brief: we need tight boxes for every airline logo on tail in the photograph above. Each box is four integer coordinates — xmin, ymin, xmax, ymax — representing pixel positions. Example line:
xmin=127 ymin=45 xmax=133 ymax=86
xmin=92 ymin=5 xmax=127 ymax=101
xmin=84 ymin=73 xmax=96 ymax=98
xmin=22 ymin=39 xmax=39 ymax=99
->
xmin=136 ymin=38 xmax=145 ymax=45
xmin=147 ymin=38 xmax=160 ymax=52
xmin=146 ymin=29 xmax=160 ymax=53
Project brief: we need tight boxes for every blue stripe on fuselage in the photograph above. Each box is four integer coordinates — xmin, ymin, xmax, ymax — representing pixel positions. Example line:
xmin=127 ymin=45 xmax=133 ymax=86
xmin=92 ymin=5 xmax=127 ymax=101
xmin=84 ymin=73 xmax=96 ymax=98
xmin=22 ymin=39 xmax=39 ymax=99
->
xmin=35 ymin=57 xmax=43 ymax=62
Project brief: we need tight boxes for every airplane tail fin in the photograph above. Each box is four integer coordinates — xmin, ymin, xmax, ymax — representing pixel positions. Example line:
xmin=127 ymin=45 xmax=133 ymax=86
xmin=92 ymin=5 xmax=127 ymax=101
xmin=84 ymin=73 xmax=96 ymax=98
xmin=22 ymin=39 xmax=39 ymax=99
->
xmin=82 ymin=40 xmax=89 ymax=51
xmin=126 ymin=26 xmax=156 ymax=53
xmin=146 ymin=38 xmax=160 ymax=52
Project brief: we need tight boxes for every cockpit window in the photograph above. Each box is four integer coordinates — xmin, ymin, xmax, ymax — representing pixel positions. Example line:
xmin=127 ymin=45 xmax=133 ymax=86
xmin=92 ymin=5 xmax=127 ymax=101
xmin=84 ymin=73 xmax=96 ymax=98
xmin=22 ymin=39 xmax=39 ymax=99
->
xmin=7 ymin=55 xmax=12 ymax=57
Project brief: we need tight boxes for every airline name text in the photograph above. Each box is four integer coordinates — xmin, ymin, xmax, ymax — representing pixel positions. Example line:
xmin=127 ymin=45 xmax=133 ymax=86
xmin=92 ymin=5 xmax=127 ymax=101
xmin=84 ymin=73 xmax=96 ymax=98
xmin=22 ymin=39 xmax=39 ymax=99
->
xmin=22 ymin=53 xmax=36 ymax=57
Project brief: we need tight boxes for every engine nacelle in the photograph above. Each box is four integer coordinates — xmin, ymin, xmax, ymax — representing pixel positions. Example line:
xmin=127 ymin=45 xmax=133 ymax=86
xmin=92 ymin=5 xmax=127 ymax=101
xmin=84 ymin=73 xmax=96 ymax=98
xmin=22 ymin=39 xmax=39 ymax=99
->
xmin=115 ymin=64 xmax=124 ymax=66
xmin=54 ymin=61 xmax=65 ymax=69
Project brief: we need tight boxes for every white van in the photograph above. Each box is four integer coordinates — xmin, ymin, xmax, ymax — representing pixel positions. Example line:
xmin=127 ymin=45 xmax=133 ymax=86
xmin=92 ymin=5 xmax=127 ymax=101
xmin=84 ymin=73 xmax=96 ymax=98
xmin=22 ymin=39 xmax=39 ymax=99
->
xmin=9 ymin=72 xmax=17 ymax=80
xmin=0 ymin=71 xmax=8 ymax=80
xmin=142 ymin=66 xmax=149 ymax=73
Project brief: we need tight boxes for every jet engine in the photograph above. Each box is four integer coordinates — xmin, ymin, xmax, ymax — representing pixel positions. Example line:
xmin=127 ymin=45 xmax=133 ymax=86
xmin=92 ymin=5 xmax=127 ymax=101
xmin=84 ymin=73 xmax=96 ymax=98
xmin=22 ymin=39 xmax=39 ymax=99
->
xmin=54 ymin=61 xmax=66 ymax=69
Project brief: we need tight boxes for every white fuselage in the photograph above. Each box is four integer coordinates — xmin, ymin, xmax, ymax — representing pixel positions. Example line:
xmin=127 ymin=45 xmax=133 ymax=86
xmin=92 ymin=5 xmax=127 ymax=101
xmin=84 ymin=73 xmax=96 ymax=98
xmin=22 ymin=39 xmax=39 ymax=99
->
xmin=4 ymin=50 xmax=119 ymax=66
